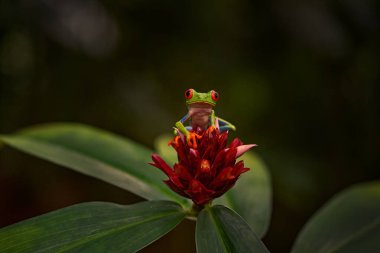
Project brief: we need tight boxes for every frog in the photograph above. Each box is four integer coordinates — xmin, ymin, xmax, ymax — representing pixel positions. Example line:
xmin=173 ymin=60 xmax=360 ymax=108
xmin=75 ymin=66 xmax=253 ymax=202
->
xmin=174 ymin=88 xmax=236 ymax=147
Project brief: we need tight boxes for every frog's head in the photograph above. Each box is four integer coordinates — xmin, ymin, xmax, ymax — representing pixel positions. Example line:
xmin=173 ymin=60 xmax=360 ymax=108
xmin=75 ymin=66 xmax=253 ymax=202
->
xmin=184 ymin=89 xmax=219 ymax=107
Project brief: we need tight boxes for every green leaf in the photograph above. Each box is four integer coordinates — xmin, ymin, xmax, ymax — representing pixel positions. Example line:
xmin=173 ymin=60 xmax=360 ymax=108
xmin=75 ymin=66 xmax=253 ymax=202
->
xmin=196 ymin=205 xmax=270 ymax=253
xmin=155 ymin=134 xmax=272 ymax=237
xmin=291 ymin=181 xmax=380 ymax=253
xmin=0 ymin=201 xmax=185 ymax=253
xmin=215 ymin=151 xmax=272 ymax=238
xmin=0 ymin=123 xmax=188 ymax=206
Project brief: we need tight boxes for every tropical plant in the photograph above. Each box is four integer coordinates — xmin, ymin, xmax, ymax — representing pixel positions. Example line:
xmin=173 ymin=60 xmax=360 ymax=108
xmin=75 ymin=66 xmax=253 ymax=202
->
xmin=0 ymin=123 xmax=379 ymax=252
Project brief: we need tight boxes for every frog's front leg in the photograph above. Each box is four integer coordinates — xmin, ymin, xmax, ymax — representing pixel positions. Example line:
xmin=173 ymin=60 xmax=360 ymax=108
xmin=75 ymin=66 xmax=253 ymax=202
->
xmin=175 ymin=121 xmax=201 ymax=148
xmin=216 ymin=117 xmax=236 ymax=132
xmin=204 ymin=110 xmax=217 ymax=135
xmin=211 ymin=110 xmax=216 ymax=127
xmin=174 ymin=114 xmax=201 ymax=148
xmin=175 ymin=121 xmax=189 ymax=136
xmin=175 ymin=114 xmax=190 ymax=137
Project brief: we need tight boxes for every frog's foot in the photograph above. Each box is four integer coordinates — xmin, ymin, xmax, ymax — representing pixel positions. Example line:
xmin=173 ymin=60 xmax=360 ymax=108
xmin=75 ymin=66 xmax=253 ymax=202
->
xmin=187 ymin=132 xmax=202 ymax=149
xmin=205 ymin=126 xmax=216 ymax=135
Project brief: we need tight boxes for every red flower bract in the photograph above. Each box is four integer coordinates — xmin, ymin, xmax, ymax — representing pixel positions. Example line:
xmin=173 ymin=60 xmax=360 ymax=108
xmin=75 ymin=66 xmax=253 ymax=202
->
xmin=150 ymin=127 xmax=256 ymax=206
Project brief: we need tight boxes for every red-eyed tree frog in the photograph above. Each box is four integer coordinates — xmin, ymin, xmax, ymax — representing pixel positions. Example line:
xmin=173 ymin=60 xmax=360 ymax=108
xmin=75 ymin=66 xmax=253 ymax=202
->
xmin=174 ymin=89 xmax=236 ymax=147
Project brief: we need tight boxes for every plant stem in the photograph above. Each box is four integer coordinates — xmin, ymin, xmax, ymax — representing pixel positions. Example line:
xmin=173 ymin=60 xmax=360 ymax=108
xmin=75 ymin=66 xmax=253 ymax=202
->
xmin=186 ymin=201 xmax=212 ymax=220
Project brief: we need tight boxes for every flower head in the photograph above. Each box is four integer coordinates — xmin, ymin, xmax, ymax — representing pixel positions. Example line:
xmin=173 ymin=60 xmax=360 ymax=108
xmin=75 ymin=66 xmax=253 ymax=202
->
xmin=150 ymin=127 xmax=255 ymax=206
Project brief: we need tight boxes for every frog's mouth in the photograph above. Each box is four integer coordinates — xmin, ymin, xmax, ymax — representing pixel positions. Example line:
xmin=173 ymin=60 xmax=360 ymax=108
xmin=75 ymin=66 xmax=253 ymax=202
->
xmin=187 ymin=101 xmax=215 ymax=108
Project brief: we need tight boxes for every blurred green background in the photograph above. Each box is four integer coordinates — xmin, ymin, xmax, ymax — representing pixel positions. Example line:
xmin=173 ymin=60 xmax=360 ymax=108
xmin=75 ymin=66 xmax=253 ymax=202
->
xmin=0 ymin=0 xmax=379 ymax=252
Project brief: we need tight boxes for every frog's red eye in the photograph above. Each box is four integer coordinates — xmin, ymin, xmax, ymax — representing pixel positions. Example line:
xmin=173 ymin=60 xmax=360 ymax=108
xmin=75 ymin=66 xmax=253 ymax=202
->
xmin=211 ymin=90 xmax=219 ymax=101
xmin=185 ymin=89 xmax=193 ymax=100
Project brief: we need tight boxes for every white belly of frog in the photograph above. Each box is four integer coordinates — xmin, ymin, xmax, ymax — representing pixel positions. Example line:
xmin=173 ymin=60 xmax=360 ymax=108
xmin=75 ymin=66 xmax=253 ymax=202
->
xmin=189 ymin=107 xmax=212 ymax=130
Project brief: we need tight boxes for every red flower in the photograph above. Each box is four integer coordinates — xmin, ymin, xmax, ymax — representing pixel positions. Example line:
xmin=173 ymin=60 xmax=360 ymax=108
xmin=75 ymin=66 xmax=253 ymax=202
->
xmin=150 ymin=127 xmax=256 ymax=206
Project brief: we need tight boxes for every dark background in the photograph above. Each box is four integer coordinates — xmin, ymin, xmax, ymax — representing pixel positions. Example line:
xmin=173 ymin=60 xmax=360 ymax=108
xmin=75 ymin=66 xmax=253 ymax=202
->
xmin=0 ymin=0 xmax=379 ymax=252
